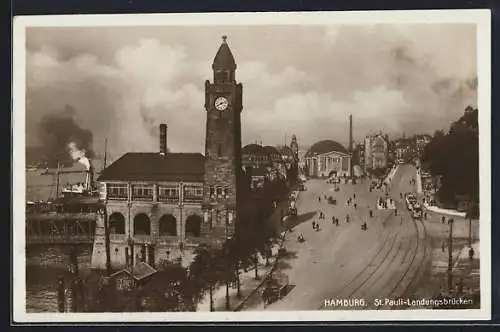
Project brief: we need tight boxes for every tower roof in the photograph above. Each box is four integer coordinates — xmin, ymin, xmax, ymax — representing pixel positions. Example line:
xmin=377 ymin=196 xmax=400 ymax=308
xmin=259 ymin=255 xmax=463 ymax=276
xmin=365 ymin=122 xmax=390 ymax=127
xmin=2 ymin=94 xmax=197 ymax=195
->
xmin=212 ymin=35 xmax=237 ymax=70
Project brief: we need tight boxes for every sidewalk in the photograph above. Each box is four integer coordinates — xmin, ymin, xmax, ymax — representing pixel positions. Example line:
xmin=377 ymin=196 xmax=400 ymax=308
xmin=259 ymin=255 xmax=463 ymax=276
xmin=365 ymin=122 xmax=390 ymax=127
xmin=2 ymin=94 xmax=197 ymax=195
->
xmin=196 ymin=244 xmax=281 ymax=311
xmin=423 ymin=202 xmax=466 ymax=217
xmin=196 ymin=189 xmax=295 ymax=312
xmin=415 ymin=168 xmax=423 ymax=194
xmin=451 ymin=241 xmax=480 ymax=295
xmin=383 ymin=164 xmax=399 ymax=185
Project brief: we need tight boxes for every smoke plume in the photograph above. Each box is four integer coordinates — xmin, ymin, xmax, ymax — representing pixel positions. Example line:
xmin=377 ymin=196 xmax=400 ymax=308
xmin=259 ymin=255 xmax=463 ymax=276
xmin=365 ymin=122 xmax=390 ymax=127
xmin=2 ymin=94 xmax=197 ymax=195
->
xmin=38 ymin=105 xmax=95 ymax=167
xmin=67 ymin=142 xmax=91 ymax=170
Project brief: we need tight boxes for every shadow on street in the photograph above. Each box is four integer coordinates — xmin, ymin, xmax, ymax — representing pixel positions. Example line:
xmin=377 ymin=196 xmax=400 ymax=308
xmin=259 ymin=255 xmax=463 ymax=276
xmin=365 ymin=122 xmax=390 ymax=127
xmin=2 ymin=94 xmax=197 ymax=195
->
xmin=287 ymin=211 xmax=317 ymax=228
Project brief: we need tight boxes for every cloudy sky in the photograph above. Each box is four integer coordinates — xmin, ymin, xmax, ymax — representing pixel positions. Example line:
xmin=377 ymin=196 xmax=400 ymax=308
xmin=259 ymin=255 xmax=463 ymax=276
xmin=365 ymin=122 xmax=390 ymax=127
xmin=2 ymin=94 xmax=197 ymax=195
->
xmin=25 ymin=24 xmax=477 ymax=160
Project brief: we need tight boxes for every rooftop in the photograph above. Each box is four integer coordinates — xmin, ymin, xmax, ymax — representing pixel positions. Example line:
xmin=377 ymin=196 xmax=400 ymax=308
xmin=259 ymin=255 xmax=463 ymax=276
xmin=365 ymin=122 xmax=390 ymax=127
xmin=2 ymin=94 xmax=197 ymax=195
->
xmin=98 ymin=152 xmax=205 ymax=183
xmin=242 ymin=144 xmax=270 ymax=157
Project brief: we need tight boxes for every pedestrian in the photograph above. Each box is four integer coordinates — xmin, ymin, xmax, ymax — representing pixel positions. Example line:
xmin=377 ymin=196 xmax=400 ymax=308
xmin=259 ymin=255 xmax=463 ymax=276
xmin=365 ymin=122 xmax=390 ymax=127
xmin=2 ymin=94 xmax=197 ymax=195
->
xmin=335 ymin=218 xmax=339 ymax=226
xmin=369 ymin=210 xmax=373 ymax=218
xmin=318 ymin=197 xmax=321 ymax=203
xmin=441 ymin=216 xmax=446 ymax=224
xmin=353 ymin=193 xmax=356 ymax=199
xmin=354 ymin=203 xmax=357 ymax=210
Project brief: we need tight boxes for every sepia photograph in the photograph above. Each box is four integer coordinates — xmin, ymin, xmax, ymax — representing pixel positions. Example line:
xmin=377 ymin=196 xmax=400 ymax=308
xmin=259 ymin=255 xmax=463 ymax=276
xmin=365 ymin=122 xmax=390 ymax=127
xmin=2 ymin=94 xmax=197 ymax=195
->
xmin=12 ymin=10 xmax=491 ymax=322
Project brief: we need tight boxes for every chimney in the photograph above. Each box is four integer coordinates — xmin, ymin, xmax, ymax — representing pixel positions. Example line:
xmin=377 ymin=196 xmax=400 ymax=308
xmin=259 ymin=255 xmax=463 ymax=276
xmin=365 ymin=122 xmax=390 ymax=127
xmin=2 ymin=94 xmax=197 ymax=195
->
xmin=349 ymin=114 xmax=353 ymax=153
xmin=160 ymin=124 xmax=167 ymax=156
xmin=349 ymin=115 xmax=354 ymax=179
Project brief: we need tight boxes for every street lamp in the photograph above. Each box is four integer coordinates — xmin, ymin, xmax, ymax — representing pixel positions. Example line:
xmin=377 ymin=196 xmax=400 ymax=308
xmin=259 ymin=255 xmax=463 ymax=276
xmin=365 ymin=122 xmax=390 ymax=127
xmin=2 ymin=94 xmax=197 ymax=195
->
xmin=447 ymin=218 xmax=454 ymax=293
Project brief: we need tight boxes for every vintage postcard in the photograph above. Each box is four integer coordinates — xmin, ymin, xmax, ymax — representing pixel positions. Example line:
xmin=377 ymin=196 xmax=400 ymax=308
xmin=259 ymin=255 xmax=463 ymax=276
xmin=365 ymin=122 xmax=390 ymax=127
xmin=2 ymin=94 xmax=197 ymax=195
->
xmin=12 ymin=9 xmax=491 ymax=323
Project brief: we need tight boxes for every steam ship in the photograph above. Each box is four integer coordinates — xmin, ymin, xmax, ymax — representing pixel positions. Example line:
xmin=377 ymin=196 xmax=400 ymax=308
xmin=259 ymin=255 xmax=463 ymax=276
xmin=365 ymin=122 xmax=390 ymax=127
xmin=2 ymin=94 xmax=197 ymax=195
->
xmin=26 ymin=158 xmax=105 ymax=245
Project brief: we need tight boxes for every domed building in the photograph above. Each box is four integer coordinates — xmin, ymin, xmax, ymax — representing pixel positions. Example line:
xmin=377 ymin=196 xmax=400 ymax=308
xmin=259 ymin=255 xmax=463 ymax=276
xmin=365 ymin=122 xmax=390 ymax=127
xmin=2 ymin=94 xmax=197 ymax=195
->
xmin=305 ymin=140 xmax=351 ymax=178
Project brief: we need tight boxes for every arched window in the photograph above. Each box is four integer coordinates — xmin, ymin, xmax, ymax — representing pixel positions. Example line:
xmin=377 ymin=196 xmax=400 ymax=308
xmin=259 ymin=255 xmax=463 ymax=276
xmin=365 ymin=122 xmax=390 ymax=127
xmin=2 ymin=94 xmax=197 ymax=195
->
xmin=159 ymin=214 xmax=177 ymax=236
xmin=133 ymin=213 xmax=151 ymax=236
xmin=185 ymin=214 xmax=202 ymax=237
xmin=109 ymin=212 xmax=125 ymax=234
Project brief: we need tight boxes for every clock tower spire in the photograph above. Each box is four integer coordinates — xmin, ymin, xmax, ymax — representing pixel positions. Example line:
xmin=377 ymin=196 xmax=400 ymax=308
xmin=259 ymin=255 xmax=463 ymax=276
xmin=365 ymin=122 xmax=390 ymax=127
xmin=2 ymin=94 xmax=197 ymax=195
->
xmin=212 ymin=35 xmax=237 ymax=83
xmin=203 ymin=36 xmax=243 ymax=244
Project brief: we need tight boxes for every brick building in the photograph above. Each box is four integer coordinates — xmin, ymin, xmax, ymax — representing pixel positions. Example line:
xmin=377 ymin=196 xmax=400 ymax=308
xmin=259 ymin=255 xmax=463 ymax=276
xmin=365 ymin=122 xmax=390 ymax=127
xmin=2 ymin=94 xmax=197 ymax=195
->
xmin=92 ymin=36 xmax=245 ymax=269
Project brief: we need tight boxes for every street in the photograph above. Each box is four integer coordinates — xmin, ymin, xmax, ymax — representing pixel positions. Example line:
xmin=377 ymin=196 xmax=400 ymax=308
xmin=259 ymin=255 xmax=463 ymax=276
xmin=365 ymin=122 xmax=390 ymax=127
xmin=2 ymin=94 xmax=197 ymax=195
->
xmin=249 ymin=164 xmax=430 ymax=310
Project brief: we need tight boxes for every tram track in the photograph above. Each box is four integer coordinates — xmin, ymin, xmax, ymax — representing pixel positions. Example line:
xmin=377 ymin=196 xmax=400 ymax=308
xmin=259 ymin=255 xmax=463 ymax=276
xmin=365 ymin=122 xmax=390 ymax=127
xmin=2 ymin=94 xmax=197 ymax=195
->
xmin=320 ymin=207 xmax=428 ymax=310
xmin=318 ymin=211 xmax=402 ymax=309
xmin=374 ymin=212 xmax=428 ymax=309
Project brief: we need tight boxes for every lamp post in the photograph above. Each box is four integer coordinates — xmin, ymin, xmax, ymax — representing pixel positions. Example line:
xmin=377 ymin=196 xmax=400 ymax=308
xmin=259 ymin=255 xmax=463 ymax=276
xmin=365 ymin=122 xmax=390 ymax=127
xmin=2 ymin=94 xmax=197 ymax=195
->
xmin=447 ymin=218 xmax=454 ymax=293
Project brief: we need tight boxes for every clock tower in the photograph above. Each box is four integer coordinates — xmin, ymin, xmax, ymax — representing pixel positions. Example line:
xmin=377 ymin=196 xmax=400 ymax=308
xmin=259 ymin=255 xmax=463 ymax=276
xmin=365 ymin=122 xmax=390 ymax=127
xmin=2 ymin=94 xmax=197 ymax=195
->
xmin=203 ymin=36 xmax=243 ymax=243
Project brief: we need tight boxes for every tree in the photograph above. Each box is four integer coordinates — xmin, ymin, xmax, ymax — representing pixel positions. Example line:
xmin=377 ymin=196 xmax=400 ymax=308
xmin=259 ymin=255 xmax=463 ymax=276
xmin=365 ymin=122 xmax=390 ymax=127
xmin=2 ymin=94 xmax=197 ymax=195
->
xmin=422 ymin=107 xmax=479 ymax=207
xmin=138 ymin=261 xmax=194 ymax=312
xmin=188 ymin=244 xmax=227 ymax=311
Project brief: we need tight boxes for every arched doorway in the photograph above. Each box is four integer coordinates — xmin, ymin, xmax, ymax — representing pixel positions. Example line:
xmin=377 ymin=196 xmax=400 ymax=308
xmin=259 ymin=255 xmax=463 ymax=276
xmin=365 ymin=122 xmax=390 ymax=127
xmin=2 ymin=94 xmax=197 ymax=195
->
xmin=185 ymin=214 xmax=202 ymax=237
xmin=109 ymin=212 xmax=125 ymax=234
xmin=159 ymin=214 xmax=177 ymax=236
xmin=134 ymin=213 xmax=151 ymax=236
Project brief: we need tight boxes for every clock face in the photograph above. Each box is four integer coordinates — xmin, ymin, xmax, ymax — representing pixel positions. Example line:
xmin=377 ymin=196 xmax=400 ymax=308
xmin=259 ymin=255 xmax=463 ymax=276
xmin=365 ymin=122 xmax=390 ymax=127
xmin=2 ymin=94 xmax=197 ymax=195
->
xmin=214 ymin=96 xmax=229 ymax=111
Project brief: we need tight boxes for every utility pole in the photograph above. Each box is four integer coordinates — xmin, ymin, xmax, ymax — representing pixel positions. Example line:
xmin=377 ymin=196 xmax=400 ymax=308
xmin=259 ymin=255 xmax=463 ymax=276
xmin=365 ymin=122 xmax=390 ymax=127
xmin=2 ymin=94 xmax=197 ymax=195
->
xmin=55 ymin=161 xmax=60 ymax=198
xmin=468 ymin=216 xmax=472 ymax=248
xmin=349 ymin=114 xmax=354 ymax=181
xmin=447 ymin=218 xmax=454 ymax=292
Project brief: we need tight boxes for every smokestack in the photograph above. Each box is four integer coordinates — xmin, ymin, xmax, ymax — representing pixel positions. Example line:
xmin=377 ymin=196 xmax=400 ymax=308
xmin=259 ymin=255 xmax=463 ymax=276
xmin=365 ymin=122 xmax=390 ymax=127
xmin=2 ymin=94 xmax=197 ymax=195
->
xmin=349 ymin=115 xmax=354 ymax=179
xmin=349 ymin=114 xmax=353 ymax=153
xmin=160 ymin=124 xmax=167 ymax=156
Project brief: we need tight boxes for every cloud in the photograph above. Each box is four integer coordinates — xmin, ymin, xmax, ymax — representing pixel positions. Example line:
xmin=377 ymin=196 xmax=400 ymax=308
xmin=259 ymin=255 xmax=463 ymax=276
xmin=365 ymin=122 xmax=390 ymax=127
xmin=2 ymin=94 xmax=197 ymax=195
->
xmin=25 ymin=24 xmax=477 ymax=159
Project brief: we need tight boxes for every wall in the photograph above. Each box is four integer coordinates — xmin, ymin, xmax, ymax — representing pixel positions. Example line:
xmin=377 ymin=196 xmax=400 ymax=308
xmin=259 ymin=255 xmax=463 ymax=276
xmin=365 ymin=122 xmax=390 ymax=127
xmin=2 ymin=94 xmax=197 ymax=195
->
xmin=91 ymin=187 xmax=209 ymax=269
xmin=27 ymin=244 xmax=93 ymax=269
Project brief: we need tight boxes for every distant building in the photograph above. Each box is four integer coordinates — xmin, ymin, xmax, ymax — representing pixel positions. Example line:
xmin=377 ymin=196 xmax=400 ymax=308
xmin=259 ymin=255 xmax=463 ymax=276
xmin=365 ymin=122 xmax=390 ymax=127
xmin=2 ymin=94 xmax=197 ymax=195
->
xmin=364 ymin=134 xmax=389 ymax=172
xmin=304 ymin=140 xmax=351 ymax=178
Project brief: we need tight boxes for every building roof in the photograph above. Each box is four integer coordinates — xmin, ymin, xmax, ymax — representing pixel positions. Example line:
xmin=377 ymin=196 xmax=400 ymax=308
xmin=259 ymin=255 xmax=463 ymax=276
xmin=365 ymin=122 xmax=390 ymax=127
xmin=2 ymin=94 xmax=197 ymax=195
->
xmin=131 ymin=262 xmax=158 ymax=280
xmin=212 ymin=36 xmax=236 ymax=70
xmin=263 ymin=145 xmax=280 ymax=157
xmin=98 ymin=152 xmax=205 ymax=182
xmin=242 ymin=144 xmax=270 ymax=158
xmin=110 ymin=262 xmax=157 ymax=281
xmin=305 ymin=140 xmax=348 ymax=157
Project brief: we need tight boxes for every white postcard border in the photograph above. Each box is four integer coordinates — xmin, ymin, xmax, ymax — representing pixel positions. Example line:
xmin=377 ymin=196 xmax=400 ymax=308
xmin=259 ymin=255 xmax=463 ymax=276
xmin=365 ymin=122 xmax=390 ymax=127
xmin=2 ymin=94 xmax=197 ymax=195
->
xmin=13 ymin=9 xmax=492 ymax=323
